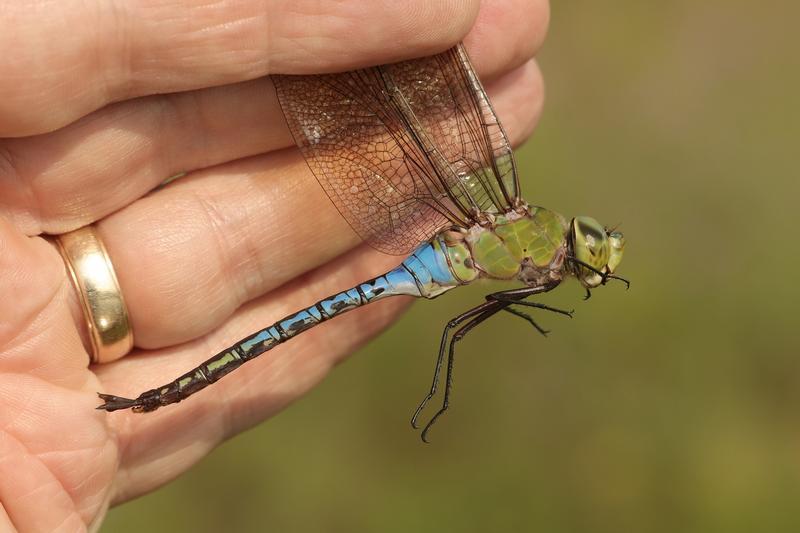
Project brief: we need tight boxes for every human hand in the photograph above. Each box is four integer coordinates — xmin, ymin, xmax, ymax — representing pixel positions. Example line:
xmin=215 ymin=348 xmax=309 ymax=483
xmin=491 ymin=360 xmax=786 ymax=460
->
xmin=0 ymin=1 xmax=548 ymax=529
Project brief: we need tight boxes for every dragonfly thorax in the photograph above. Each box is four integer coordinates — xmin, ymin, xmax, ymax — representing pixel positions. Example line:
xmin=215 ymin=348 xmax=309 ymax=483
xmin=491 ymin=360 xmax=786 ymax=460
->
xmin=440 ymin=206 xmax=570 ymax=286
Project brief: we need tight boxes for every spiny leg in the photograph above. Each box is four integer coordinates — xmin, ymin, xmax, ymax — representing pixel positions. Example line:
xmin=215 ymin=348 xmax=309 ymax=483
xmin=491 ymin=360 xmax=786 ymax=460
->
xmin=491 ymin=297 xmax=574 ymax=318
xmin=487 ymin=283 xmax=572 ymax=335
xmin=485 ymin=283 xmax=563 ymax=306
xmin=567 ymin=256 xmax=631 ymax=289
xmin=503 ymin=306 xmax=550 ymax=336
xmin=419 ymin=303 xmax=507 ymax=443
xmin=414 ymin=284 xmax=562 ymax=441
xmin=411 ymin=300 xmax=499 ymax=430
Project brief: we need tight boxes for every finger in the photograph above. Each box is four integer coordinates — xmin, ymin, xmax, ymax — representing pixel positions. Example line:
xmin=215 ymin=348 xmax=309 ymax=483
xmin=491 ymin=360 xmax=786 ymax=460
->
xmin=0 ymin=217 xmax=116 ymax=527
xmin=0 ymin=219 xmax=65 ymax=358
xmin=0 ymin=217 xmax=90 ymax=385
xmin=93 ymin=244 xmax=411 ymax=503
xmin=81 ymin=60 xmax=544 ymax=349
xmin=491 ymin=60 xmax=545 ymax=145
xmin=465 ymin=0 xmax=549 ymax=79
xmin=1 ymin=6 xmax=548 ymax=236
xmin=0 ymin=79 xmax=288 ymax=235
xmin=1 ymin=0 xmax=481 ymax=137
xmin=0 ymin=432 xmax=87 ymax=532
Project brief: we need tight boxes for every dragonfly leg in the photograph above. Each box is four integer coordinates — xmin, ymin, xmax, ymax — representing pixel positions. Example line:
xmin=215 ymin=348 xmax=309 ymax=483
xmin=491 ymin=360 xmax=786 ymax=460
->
xmin=411 ymin=300 xmax=498 ymax=431
xmin=485 ymin=282 xmax=562 ymax=305
xmin=413 ymin=284 xmax=563 ymax=441
xmin=419 ymin=303 xmax=507 ymax=443
xmin=502 ymin=307 xmax=550 ymax=336
xmin=487 ymin=283 xmax=572 ymax=335
xmin=568 ymin=256 xmax=631 ymax=289
xmin=494 ymin=298 xmax=574 ymax=318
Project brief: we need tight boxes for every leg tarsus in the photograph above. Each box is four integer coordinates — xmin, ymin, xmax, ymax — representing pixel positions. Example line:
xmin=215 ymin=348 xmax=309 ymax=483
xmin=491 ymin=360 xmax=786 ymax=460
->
xmin=487 ymin=287 xmax=574 ymax=319
xmin=413 ymin=284 xmax=564 ymax=441
xmin=499 ymin=299 xmax=574 ymax=318
xmin=608 ymin=274 xmax=631 ymax=289
xmin=503 ymin=307 xmax=550 ymax=336
xmin=411 ymin=301 xmax=496 ymax=430
xmin=420 ymin=403 xmax=448 ymax=443
xmin=568 ymin=256 xmax=630 ymax=290
xmin=417 ymin=305 xmax=504 ymax=443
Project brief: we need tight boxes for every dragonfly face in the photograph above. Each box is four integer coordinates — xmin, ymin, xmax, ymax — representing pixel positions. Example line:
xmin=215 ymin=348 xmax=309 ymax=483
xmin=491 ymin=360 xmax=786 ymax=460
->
xmin=570 ymin=216 xmax=626 ymax=288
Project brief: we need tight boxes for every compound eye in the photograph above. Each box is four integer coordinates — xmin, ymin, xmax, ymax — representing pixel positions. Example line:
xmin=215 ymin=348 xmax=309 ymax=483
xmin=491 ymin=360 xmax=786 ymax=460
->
xmin=582 ymin=224 xmax=604 ymax=256
xmin=607 ymin=231 xmax=625 ymax=273
xmin=573 ymin=217 xmax=609 ymax=263
xmin=571 ymin=216 xmax=610 ymax=287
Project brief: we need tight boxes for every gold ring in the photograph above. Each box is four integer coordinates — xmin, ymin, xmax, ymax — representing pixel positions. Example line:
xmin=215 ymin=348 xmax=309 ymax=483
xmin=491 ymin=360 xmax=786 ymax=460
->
xmin=56 ymin=225 xmax=133 ymax=364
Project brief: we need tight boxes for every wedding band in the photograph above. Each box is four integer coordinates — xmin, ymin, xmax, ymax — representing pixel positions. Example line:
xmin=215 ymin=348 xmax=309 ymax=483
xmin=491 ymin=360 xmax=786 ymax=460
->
xmin=57 ymin=225 xmax=133 ymax=364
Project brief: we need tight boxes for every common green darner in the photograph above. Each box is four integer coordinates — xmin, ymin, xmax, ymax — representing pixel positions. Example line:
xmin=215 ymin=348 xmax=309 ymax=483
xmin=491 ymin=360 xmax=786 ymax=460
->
xmin=98 ymin=44 xmax=628 ymax=441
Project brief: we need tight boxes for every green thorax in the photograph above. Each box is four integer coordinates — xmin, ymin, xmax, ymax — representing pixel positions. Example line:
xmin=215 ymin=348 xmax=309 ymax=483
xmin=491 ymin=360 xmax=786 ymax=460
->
xmin=440 ymin=206 xmax=569 ymax=283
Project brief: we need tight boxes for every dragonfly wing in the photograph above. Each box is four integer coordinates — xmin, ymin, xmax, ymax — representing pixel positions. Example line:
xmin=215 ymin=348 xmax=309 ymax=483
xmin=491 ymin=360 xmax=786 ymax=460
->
xmin=383 ymin=45 xmax=520 ymax=217
xmin=273 ymin=44 xmax=519 ymax=255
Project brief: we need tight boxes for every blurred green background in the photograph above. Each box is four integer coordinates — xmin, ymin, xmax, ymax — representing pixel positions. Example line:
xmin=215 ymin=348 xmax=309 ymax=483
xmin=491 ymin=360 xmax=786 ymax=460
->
xmin=104 ymin=1 xmax=800 ymax=531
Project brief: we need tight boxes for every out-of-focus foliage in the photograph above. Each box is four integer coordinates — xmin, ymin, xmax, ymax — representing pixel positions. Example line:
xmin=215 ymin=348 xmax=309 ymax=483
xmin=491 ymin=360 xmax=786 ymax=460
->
xmin=104 ymin=1 xmax=800 ymax=531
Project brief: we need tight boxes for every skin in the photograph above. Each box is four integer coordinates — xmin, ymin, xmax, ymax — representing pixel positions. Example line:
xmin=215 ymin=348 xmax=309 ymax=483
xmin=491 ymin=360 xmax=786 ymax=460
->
xmin=0 ymin=0 xmax=550 ymax=530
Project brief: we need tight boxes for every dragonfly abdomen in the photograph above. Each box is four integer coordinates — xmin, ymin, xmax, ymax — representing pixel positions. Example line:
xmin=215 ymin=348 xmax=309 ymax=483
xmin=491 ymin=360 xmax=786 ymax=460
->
xmin=97 ymin=240 xmax=463 ymax=413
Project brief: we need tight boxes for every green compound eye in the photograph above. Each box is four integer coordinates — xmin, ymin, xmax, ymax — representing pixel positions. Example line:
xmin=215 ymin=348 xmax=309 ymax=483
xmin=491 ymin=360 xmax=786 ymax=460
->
xmin=572 ymin=216 xmax=610 ymax=287
xmin=607 ymin=231 xmax=625 ymax=274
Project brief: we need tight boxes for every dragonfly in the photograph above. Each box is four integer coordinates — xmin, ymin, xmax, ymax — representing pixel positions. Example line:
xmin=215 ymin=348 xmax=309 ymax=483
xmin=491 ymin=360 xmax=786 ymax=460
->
xmin=98 ymin=44 xmax=628 ymax=441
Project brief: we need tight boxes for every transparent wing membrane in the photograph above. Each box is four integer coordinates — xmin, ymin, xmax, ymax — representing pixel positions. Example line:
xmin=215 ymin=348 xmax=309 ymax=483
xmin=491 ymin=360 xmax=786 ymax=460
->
xmin=273 ymin=45 xmax=520 ymax=254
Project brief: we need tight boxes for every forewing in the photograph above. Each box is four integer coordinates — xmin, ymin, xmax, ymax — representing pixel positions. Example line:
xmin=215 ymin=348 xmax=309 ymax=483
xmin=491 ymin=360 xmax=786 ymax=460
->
xmin=384 ymin=45 xmax=520 ymax=216
xmin=273 ymin=44 xmax=519 ymax=255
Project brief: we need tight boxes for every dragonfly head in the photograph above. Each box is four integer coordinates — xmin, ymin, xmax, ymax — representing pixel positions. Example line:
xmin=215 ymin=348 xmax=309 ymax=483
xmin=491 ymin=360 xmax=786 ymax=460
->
xmin=568 ymin=216 xmax=626 ymax=289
